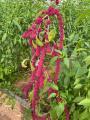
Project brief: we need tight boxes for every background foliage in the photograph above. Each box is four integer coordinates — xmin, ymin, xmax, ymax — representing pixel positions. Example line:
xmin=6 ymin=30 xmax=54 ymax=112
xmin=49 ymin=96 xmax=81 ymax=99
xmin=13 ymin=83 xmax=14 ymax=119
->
xmin=0 ymin=0 xmax=90 ymax=119
xmin=0 ymin=0 xmax=45 ymax=85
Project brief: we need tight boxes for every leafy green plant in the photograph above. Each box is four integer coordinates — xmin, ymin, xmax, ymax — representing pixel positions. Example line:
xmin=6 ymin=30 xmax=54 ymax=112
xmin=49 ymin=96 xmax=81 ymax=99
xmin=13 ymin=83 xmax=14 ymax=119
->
xmin=0 ymin=0 xmax=90 ymax=120
xmin=0 ymin=0 xmax=44 ymax=84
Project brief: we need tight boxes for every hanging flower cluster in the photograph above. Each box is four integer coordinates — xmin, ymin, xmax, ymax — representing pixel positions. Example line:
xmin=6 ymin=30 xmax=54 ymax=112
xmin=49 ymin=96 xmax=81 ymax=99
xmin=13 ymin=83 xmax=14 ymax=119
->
xmin=21 ymin=0 xmax=69 ymax=120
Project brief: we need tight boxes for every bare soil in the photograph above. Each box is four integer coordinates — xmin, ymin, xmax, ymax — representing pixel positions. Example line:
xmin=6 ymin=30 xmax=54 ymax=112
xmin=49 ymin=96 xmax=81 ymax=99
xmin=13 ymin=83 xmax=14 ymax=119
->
xmin=0 ymin=102 xmax=23 ymax=120
xmin=0 ymin=72 xmax=31 ymax=120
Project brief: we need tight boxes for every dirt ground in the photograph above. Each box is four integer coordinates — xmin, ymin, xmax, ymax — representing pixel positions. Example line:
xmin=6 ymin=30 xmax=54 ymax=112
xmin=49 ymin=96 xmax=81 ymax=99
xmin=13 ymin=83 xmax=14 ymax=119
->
xmin=0 ymin=102 xmax=23 ymax=120
xmin=0 ymin=74 xmax=30 ymax=120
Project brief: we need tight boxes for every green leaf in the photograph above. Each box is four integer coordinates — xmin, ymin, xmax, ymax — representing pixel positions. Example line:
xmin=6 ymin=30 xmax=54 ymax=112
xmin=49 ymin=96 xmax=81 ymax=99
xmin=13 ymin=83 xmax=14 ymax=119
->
xmin=78 ymin=98 xmax=90 ymax=107
xmin=84 ymin=56 xmax=90 ymax=66
xmin=74 ymin=78 xmax=80 ymax=85
xmin=36 ymin=38 xmax=43 ymax=46
xmin=88 ymin=90 xmax=90 ymax=98
xmin=32 ymin=41 xmax=37 ymax=48
xmin=60 ymin=92 xmax=67 ymax=99
xmin=64 ymin=76 xmax=70 ymax=88
xmin=76 ymin=48 xmax=87 ymax=52
xmin=76 ymin=66 xmax=88 ymax=77
xmin=48 ymin=29 xmax=56 ymax=42
xmin=80 ymin=110 xmax=89 ymax=120
xmin=0 ymin=73 xmax=3 ymax=80
xmin=50 ymin=109 xmax=57 ymax=120
xmin=50 ymin=56 xmax=58 ymax=65
xmin=2 ymin=33 xmax=7 ymax=42
xmin=50 ymin=83 xmax=59 ymax=91
xmin=73 ymin=110 xmax=79 ymax=120
xmin=55 ymin=102 xmax=65 ymax=117
xmin=73 ymin=96 xmax=84 ymax=103
xmin=75 ymin=9 xmax=90 ymax=25
xmin=54 ymin=49 xmax=62 ymax=55
xmin=13 ymin=20 xmax=22 ymax=31
xmin=87 ymin=68 xmax=90 ymax=78
xmin=48 ymin=93 xmax=56 ymax=99
xmin=28 ymin=91 xmax=33 ymax=102
xmin=0 ymin=30 xmax=2 ymax=35
xmin=74 ymin=84 xmax=82 ymax=89
xmin=70 ymin=104 xmax=75 ymax=113
xmin=64 ymin=58 xmax=69 ymax=68
xmin=23 ymin=108 xmax=32 ymax=120
xmin=55 ymin=49 xmax=65 ymax=58
xmin=69 ymin=32 xmax=75 ymax=41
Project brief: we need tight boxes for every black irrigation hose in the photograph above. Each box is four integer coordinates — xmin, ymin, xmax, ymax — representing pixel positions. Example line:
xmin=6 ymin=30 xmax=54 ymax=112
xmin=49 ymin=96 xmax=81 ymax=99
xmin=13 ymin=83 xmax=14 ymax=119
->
xmin=0 ymin=88 xmax=30 ymax=109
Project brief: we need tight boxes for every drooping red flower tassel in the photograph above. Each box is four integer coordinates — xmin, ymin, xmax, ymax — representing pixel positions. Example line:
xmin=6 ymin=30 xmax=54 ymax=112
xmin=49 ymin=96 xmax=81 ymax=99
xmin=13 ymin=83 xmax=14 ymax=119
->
xmin=54 ymin=58 xmax=61 ymax=84
xmin=36 ymin=47 xmax=46 ymax=77
xmin=36 ymin=46 xmax=40 ymax=57
xmin=57 ymin=14 xmax=64 ymax=49
xmin=50 ymin=0 xmax=61 ymax=5
xmin=46 ymin=43 xmax=51 ymax=53
xmin=22 ymin=82 xmax=33 ymax=98
xmin=56 ymin=0 xmax=61 ymax=5
xmin=32 ymin=81 xmax=39 ymax=120
xmin=35 ymin=17 xmax=43 ymax=24
xmin=39 ymin=73 xmax=44 ymax=88
xmin=21 ymin=0 xmax=70 ymax=119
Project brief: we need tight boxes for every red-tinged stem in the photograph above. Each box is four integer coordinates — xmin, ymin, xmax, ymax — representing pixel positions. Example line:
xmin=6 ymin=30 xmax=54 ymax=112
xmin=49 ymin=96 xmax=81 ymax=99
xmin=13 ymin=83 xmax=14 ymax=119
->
xmin=36 ymin=47 xmax=46 ymax=77
xmin=64 ymin=105 xmax=70 ymax=120
xmin=36 ymin=46 xmax=40 ymax=57
xmin=56 ymin=0 xmax=61 ymax=5
xmin=22 ymin=68 xmax=36 ymax=98
xmin=32 ymin=80 xmax=39 ymax=120
xmin=57 ymin=14 xmax=64 ymax=49
xmin=22 ymin=81 xmax=33 ymax=98
xmin=54 ymin=58 xmax=61 ymax=84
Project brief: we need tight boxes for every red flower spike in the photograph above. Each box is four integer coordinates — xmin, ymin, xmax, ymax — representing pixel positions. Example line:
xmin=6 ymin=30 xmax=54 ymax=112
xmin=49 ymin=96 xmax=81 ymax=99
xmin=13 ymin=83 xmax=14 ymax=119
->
xmin=46 ymin=43 xmax=51 ymax=53
xmin=32 ymin=23 xmax=37 ymax=29
xmin=47 ymin=6 xmax=55 ymax=16
xmin=32 ymin=47 xmax=35 ymax=55
xmin=31 ymin=99 xmax=37 ymax=120
xmin=32 ymin=55 xmax=37 ymax=66
xmin=39 ymin=74 xmax=44 ymax=88
xmin=42 ymin=10 xmax=47 ymax=14
xmin=22 ymin=82 xmax=33 ymax=98
xmin=50 ymin=0 xmax=61 ymax=5
xmin=28 ymin=39 xmax=32 ymax=46
xmin=46 ymin=19 xmax=51 ymax=25
xmin=54 ymin=9 xmax=59 ymax=15
xmin=36 ymin=47 xmax=45 ymax=77
xmin=56 ymin=96 xmax=62 ymax=103
xmin=21 ymin=0 xmax=70 ymax=119
xmin=54 ymin=58 xmax=61 ymax=84
xmin=30 ymin=31 xmax=37 ymax=40
xmin=57 ymin=14 xmax=64 ymax=49
xmin=56 ymin=0 xmax=61 ymax=5
xmin=31 ymin=69 xmax=36 ymax=81
xmin=32 ymin=80 xmax=40 ymax=120
xmin=44 ymin=33 xmax=48 ymax=40
xmin=35 ymin=17 xmax=43 ymax=24
xmin=21 ymin=31 xmax=30 ymax=39
xmin=36 ymin=46 xmax=40 ymax=56
xmin=38 ymin=28 xmax=42 ymax=33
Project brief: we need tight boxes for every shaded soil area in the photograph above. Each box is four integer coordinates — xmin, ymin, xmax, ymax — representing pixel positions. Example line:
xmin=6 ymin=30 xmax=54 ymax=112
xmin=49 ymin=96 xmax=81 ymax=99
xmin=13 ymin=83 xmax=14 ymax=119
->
xmin=0 ymin=72 xmax=31 ymax=120
xmin=0 ymin=103 xmax=23 ymax=120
